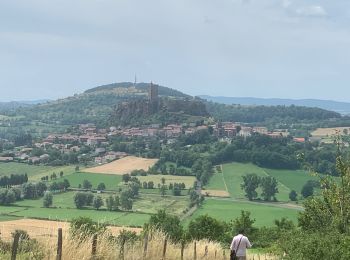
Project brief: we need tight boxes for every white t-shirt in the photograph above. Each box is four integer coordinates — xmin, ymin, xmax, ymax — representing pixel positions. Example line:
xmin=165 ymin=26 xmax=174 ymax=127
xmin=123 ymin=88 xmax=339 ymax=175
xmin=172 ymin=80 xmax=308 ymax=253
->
xmin=230 ymin=234 xmax=252 ymax=257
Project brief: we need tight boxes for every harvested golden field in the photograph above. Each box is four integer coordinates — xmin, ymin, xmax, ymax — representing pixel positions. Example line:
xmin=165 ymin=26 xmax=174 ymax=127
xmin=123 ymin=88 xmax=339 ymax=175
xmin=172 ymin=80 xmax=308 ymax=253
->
xmin=0 ymin=219 xmax=142 ymax=241
xmin=311 ymin=127 xmax=350 ymax=137
xmin=85 ymin=156 xmax=158 ymax=175
xmin=201 ymin=189 xmax=230 ymax=198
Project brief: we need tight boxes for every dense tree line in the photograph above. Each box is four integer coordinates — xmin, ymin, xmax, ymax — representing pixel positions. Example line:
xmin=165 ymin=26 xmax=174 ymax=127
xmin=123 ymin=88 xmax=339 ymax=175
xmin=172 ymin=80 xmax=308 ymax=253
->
xmin=0 ymin=173 xmax=28 ymax=187
xmin=206 ymin=102 xmax=341 ymax=123
xmin=0 ymin=181 xmax=49 ymax=206
xmin=210 ymin=134 xmax=339 ymax=175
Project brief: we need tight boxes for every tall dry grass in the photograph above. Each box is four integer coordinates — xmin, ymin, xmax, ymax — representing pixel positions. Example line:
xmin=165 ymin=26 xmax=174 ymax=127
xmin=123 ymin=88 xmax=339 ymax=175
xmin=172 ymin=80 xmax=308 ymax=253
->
xmin=39 ymin=230 xmax=225 ymax=260
xmin=2 ymin=228 xmax=277 ymax=260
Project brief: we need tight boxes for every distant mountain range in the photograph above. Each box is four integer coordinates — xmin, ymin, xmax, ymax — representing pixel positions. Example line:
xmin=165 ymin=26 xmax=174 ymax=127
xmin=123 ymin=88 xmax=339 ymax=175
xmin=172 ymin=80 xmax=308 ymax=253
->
xmin=199 ymin=96 xmax=350 ymax=115
xmin=0 ymin=100 xmax=50 ymax=110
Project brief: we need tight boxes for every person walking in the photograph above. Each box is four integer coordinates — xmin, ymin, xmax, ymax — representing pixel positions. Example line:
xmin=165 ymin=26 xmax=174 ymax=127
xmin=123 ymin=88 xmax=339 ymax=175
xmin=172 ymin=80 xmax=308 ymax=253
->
xmin=230 ymin=228 xmax=252 ymax=260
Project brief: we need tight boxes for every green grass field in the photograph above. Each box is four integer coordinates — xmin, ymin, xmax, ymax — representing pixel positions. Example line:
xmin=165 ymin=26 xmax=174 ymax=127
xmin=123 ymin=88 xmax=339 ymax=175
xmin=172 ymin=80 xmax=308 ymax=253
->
xmin=61 ymin=172 xmax=123 ymax=190
xmin=0 ymin=162 xmax=77 ymax=182
xmin=190 ymin=198 xmax=300 ymax=227
xmin=221 ymin=163 xmax=290 ymax=201
xmin=205 ymin=168 xmax=226 ymax=190
xmin=264 ymin=168 xmax=317 ymax=193
xmin=0 ymin=191 xmax=189 ymax=226
xmin=208 ymin=162 xmax=319 ymax=202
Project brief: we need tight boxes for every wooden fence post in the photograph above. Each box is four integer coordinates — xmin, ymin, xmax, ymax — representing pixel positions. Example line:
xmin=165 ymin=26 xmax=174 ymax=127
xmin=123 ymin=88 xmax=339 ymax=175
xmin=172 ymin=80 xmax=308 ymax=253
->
xmin=162 ymin=238 xmax=168 ymax=260
xmin=180 ymin=242 xmax=185 ymax=260
xmin=119 ymin=237 xmax=125 ymax=260
xmin=143 ymin=232 xmax=149 ymax=259
xmin=11 ymin=232 xmax=20 ymax=260
xmin=203 ymin=245 xmax=208 ymax=257
xmin=91 ymin=234 xmax=98 ymax=259
xmin=223 ymin=249 xmax=226 ymax=260
xmin=193 ymin=241 xmax=197 ymax=260
xmin=56 ymin=228 xmax=63 ymax=260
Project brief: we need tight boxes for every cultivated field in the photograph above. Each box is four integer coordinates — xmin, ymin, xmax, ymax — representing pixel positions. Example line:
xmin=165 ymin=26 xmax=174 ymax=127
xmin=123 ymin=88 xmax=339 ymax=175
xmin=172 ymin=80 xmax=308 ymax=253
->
xmin=85 ymin=156 xmax=158 ymax=175
xmin=0 ymin=219 xmax=141 ymax=241
xmin=137 ymin=175 xmax=196 ymax=188
xmin=311 ymin=127 xmax=350 ymax=137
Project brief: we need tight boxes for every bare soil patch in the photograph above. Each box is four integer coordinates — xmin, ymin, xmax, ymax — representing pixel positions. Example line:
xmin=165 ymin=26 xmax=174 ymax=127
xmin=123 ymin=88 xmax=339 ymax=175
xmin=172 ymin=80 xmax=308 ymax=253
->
xmin=85 ymin=156 xmax=158 ymax=175
xmin=201 ymin=190 xmax=230 ymax=198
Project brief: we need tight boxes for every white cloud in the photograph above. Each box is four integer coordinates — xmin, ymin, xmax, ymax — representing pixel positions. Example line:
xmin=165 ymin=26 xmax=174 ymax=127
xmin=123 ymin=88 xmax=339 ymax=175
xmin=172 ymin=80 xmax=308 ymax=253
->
xmin=295 ymin=5 xmax=327 ymax=17
xmin=282 ymin=0 xmax=292 ymax=8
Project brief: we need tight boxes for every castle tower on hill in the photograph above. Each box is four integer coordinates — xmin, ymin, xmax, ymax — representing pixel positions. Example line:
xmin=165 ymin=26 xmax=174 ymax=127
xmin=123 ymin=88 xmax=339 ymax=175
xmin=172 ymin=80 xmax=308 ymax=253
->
xmin=149 ymin=82 xmax=158 ymax=102
xmin=148 ymin=82 xmax=159 ymax=114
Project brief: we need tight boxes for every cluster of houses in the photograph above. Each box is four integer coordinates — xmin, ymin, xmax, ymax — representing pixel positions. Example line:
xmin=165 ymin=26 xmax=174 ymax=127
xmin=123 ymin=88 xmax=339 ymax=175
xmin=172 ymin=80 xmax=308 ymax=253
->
xmin=211 ymin=122 xmax=293 ymax=140
xmin=108 ymin=123 xmax=209 ymax=138
xmin=0 ymin=120 xmax=306 ymax=165
xmin=0 ymin=147 xmax=49 ymax=164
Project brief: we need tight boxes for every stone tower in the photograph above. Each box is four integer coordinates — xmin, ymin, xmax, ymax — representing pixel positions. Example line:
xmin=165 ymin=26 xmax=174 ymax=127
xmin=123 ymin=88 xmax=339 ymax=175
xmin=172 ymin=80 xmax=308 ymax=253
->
xmin=148 ymin=82 xmax=159 ymax=113
xmin=149 ymin=82 xmax=158 ymax=102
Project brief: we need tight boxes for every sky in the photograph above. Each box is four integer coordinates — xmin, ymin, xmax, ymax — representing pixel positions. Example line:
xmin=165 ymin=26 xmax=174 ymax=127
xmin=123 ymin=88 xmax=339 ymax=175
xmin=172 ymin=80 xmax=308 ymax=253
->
xmin=1 ymin=0 xmax=350 ymax=102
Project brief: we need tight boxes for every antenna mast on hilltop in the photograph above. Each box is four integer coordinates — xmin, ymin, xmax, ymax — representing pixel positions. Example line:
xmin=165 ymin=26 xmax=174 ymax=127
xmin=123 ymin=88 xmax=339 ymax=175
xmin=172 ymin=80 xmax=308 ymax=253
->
xmin=134 ymin=74 xmax=137 ymax=87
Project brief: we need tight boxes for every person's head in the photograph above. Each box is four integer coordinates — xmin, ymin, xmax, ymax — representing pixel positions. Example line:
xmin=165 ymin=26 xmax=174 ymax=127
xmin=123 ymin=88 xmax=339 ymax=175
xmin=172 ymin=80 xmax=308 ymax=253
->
xmin=238 ymin=228 xmax=245 ymax=235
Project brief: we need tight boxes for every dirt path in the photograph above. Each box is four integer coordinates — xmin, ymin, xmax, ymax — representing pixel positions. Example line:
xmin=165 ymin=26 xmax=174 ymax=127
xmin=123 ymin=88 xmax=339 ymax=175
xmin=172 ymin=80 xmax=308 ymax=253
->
xmin=209 ymin=197 xmax=304 ymax=210
xmin=220 ymin=165 xmax=229 ymax=193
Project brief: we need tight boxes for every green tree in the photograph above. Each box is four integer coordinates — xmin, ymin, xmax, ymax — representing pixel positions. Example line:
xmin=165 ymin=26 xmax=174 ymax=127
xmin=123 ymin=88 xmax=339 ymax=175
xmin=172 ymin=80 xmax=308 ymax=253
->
xmin=120 ymin=190 xmax=133 ymax=210
xmin=43 ymin=192 xmax=53 ymax=208
xmin=289 ymin=190 xmax=298 ymax=201
xmin=106 ymin=195 xmax=114 ymax=211
xmin=160 ymin=185 xmax=167 ymax=197
xmin=63 ymin=179 xmax=70 ymax=190
xmin=82 ymin=180 xmax=92 ymax=190
xmin=93 ymin=196 xmax=104 ymax=210
xmin=97 ymin=182 xmax=106 ymax=191
xmin=74 ymin=192 xmax=87 ymax=209
xmin=301 ymin=182 xmax=314 ymax=198
xmin=260 ymin=176 xmax=279 ymax=201
xmin=241 ymin=174 xmax=260 ymax=201
xmin=122 ymin=174 xmax=131 ymax=184
xmin=274 ymin=217 xmax=295 ymax=231
xmin=86 ymin=192 xmax=94 ymax=206
xmin=70 ymin=217 xmax=106 ymax=239
xmin=188 ymin=215 xmax=225 ymax=242
xmin=147 ymin=210 xmax=183 ymax=243
xmin=112 ymin=195 xmax=120 ymax=210
xmin=231 ymin=210 xmax=256 ymax=236
xmin=299 ymin=139 xmax=350 ymax=233
xmin=161 ymin=177 xmax=166 ymax=185
xmin=148 ymin=181 xmax=154 ymax=189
